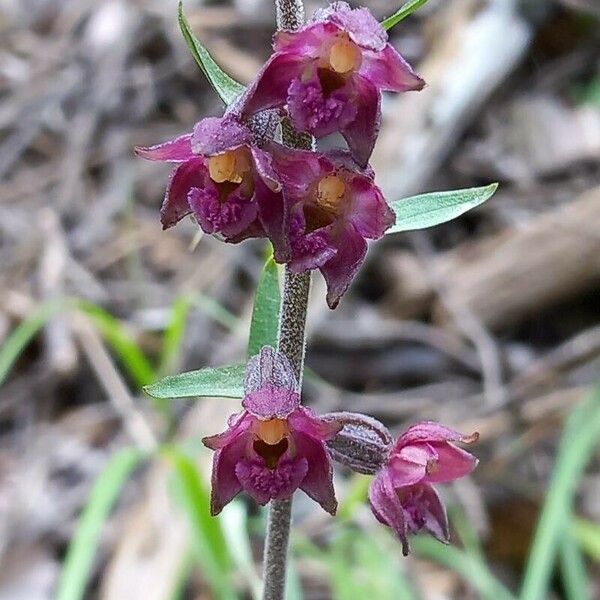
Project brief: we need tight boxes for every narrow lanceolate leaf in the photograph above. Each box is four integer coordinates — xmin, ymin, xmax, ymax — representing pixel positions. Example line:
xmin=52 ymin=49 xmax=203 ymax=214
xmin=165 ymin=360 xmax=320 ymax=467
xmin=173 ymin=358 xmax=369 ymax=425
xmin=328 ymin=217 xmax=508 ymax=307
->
xmin=381 ymin=0 xmax=430 ymax=30
xmin=144 ymin=364 xmax=246 ymax=399
xmin=178 ymin=2 xmax=245 ymax=105
xmin=386 ymin=183 xmax=498 ymax=235
xmin=247 ymin=256 xmax=281 ymax=358
xmin=57 ymin=448 xmax=144 ymax=600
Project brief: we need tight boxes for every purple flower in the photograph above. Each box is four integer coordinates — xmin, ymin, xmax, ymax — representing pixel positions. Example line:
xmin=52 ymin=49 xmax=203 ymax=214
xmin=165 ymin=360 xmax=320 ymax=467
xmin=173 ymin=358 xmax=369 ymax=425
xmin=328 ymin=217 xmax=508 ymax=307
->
xmin=135 ymin=115 xmax=289 ymax=260
xmin=241 ymin=1 xmax=424 ymax=165
xmin=271 ymin=144 xmax=395 ymax=308
xmin=368 ymin=421 xmax=479 ymax=555
xmin=202 ymin=346 xmax=341 ymax=515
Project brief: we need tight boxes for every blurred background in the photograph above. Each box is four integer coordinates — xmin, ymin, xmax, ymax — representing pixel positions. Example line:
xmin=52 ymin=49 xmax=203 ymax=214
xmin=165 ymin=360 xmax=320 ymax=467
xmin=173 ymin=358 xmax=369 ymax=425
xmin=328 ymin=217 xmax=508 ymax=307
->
xmin=1 ymin=0 xmax=599 ymax=598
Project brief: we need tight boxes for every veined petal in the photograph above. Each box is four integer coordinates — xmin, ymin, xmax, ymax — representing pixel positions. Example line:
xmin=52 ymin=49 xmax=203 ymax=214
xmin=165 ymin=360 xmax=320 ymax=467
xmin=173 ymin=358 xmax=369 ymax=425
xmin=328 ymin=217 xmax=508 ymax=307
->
xmin=240 ymin=52 xmax=308 ymax=118
xmin=293 ymin=431 xmax=337 ymax=514
xmin=135 ymin=133 xmax=194 ymax=162
xmin=208 ymin=432 xmax=249 ymax=515
xmin=191 ymin=116 xmax=251 ymax=156
xmin=360 ymin=45 xmax=425 ymax=92
xmin=368 ymin=468 xmax=410 ymax=555
xmin=274 ymin=21 xmax=339 ymax=54
xmin=245 ymin=346 xmax=298 ymax=395
xmin=320 ymin=223 xmax=368 ymax=309
xmin=341 ymin=75 xmax=380 ymax=167
xmin=424 ymin=443 xmax=478 ymax=483
xmin=317 ymin=2 xmax=387 ymax=51
xmin=346 ymin=173 xmax=394 ymax=239
xmin=418 ymin=484 xmax=450 ymax=543
xmin=395 ymin=421 xmax=478 ymax=450
xmin=288 ymin=406 xmax=342 ymax=440
xmin=161 ymin=158 xmax=206 ymax=229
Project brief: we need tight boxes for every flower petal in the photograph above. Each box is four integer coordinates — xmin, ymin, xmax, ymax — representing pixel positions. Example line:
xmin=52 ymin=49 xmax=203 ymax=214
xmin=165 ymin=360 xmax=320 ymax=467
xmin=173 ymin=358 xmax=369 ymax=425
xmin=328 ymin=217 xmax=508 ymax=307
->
xmin=416 ymin=483 xmax=450 ymax=543
xmin=191 ymin=116 xmax=251 ymax=156
xmin=208 ymin=432 xmax=249 ymax=515
xmin=161 ymin=158 xmax=206 ymax=229
xmin=187 ymin=186 xmax=258 ymax=239
xmin=288 ymin=406 xmax=342 ymax=440
xmin=424 ymin=443 xmax=478 ymax=483
xmin=395 ymin=421 xmax=478 ymax=450
xmin=245 ymin=346 xmax=298 ymax=395
xmin=293 ymin=431 xmax=337 ymax=514
xmin=243 ymin=385 xmax=300 ymax=420
xmin=240 ymin=52 xmax=307 ymax=118
xmin=274 ymin=21 xmax=339 ymax=55
xmin=368 ymin=468 xmax=410 ymax=555
xmin=346 ymin=173 xmax=394 ymax=239
xmin=318 ymin=2 xmax=387 ymax=51
xmin=320 ymin=223 xmax=367 ymax=309
xmin=253 ymin=174 xmax=290 ymax=263
xmin=341 ymin=75 xmax=380 ymax=167
xmin=135 ymin=133 xmax=194 ymax=162
xmin=360 ymin=45 xmax=425 ymax=92
xmin=235 ymin=457 xmax=308 ymax=505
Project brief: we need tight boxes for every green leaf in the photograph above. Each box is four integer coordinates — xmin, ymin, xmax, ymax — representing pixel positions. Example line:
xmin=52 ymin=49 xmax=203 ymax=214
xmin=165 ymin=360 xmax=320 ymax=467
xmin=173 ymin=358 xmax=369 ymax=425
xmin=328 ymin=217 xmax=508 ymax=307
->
xmin=386 ymin=183 xmax=498 ymax=235
xmin=248 ymin=256 xmax=281 ymax=357
xmin=144 ymin=364 xmax=246 ymax=399
xmin=381 ymin=0 xmax=430 ymax=30
xmin=56 ymin=448 xmax=144 ymax=600
xmin=162 ymin=446 xmax=235 ymax=600
xmin=520 ymin=386 xmax=600 ymax=600
xmin=178 ymin=2 xmax=245 ymax=105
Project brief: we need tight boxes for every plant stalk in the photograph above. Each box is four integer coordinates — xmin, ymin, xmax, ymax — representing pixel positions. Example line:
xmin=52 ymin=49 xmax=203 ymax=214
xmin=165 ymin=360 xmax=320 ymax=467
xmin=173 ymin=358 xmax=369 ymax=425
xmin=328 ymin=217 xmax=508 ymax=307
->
xmin=262 ymin=3 xmax=310 ymax=599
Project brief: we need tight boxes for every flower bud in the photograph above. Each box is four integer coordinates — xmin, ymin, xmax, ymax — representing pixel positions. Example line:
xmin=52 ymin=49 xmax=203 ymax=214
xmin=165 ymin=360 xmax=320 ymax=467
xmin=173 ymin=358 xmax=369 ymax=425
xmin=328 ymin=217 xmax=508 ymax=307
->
xmin=322 ymin=411 xmax=392 ymax=474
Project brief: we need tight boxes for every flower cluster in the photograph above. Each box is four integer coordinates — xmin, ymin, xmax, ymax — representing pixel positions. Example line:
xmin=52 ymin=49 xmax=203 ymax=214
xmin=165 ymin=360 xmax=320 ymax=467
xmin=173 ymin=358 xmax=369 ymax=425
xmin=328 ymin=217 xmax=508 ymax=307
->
xmin=137 ymin=1 xmax=424 ymax=308
xmin=202 ymin=352 xmax=479 ymax=553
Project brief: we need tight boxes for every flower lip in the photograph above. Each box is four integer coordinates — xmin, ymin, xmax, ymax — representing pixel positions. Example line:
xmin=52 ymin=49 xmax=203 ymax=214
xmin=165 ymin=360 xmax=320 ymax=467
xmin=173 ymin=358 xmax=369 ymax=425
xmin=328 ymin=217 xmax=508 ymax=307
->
xmin=253 ymin=437 xmax=289 ymax=469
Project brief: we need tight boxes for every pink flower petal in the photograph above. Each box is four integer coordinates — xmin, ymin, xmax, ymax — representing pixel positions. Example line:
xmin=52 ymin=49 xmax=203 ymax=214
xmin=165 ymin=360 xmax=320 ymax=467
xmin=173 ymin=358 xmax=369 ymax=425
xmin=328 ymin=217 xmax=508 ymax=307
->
xmin=160 ymin=158 xmax=206 ymax=229
xmin=320 ymin=223 xmax=368 ymax=309
xmin=293 ymin=431 xmax=337 ymax=514
xmin=135 ymin=133 xmax=194 ymax=162
xmin=360 ymin=45 xmax=425 ymax=92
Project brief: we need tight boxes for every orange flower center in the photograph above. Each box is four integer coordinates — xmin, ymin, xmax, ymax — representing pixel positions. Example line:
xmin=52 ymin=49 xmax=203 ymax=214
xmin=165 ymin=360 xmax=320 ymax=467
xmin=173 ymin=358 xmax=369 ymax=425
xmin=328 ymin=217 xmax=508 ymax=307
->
xmin=316 ymin=174 xmax=346 ymax=214
xmin=256 ymin=418 xmax=288 ymax=445
xmin=328 ymin=36 xmax=361 ymax=74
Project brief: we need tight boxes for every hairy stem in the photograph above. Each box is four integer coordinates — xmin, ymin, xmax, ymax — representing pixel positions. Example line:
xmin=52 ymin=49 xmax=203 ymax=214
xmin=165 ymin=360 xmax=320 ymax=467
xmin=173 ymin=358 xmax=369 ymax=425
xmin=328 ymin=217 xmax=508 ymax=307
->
xmin=262 ymin=3 xmax=310 ymax=599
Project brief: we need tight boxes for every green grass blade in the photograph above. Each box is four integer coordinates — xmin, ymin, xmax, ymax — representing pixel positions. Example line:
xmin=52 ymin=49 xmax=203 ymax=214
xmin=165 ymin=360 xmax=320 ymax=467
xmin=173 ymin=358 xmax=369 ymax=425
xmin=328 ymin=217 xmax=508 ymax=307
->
xmin=248 ymin=257 xmax=280 ymax=358
xmin=159 ymin=296 xmax=193 ymax=376
xmin=520 ymin=386 xmax=600 ymax=600
xmin=144 ymin=363 xmax=245 ymax=400
xmin=162 ymin=446 xmax=236 ymax=600
xmin=560 ymin=525 xmax=588 ymax=600
xmin=178 ymin=1 xmax=245 ymax=105
xmin=77 ymin=300 xmax=156 ymax=388
xmin=0 ymin=297 xmax=72 ymax=387
xmin=412 ymin=536 xmax=516 ymax=600
xmin=381 ymin=0 xmax=430 ymax=30
xmin=386 ymin=184 xmax=498 ymax=235
xmin=56 ymin=448 xmax=144 ymax=600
